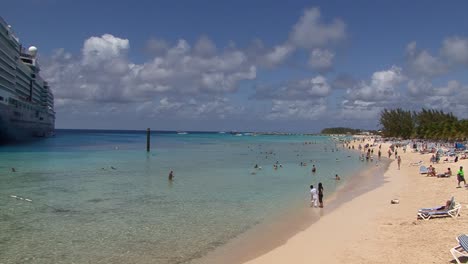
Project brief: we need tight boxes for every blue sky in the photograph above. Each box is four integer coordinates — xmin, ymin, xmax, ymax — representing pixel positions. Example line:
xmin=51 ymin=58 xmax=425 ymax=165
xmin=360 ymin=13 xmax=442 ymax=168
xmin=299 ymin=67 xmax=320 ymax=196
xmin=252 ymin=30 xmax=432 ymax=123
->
xmin=3 ymin=0 xmax=468 ymax=132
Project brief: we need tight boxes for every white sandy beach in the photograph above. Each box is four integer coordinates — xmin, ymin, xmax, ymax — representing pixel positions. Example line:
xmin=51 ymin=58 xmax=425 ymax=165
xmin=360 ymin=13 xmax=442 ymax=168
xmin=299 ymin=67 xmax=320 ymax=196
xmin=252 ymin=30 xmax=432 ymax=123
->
xmin=242 ymin=140 xmax=468 ymax=264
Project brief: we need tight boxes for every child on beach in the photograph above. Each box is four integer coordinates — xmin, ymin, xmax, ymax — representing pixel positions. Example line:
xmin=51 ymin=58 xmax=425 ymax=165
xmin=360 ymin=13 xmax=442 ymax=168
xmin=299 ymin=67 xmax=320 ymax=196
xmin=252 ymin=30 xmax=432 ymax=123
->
xmin=310 ymin=185 xmax=318 ymax=207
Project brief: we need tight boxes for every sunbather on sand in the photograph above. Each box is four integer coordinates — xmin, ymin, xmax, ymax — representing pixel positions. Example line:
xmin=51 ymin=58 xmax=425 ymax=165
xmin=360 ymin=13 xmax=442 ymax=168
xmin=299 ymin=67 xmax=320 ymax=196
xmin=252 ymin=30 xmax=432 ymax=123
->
xmin=437 ymin=168 xmax=452 ymax=177
xmin=420 ymin=200 xmax=452 ymax=212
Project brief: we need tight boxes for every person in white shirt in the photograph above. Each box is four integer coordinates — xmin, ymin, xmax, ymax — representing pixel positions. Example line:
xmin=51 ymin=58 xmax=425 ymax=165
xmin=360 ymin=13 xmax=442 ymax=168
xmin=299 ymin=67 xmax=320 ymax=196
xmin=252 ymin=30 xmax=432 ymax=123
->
xmin=310 ymin=185 xmax=318 ymax=207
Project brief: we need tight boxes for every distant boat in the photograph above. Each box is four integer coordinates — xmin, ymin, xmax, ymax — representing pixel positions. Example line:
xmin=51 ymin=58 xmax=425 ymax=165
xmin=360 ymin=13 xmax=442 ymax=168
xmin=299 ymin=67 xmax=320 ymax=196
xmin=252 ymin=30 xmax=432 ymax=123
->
xmin=234 ymin=133 xmax=243 ymax=136
xmin=177 ymin=132 xmax=188 ymax=135
xmin=218 ymin=131 xmax=226 ymax=134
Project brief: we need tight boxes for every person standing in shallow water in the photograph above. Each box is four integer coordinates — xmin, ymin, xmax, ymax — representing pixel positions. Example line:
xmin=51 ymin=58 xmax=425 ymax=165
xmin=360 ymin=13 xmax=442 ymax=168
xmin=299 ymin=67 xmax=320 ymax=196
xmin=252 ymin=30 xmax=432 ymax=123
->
xmin=168 ymin=170 xmax=174 ymax=181
xmin=318 ymin=182 xmax=324 ymax=208
xmin=310 ymin=185 xmax=318 ymax=207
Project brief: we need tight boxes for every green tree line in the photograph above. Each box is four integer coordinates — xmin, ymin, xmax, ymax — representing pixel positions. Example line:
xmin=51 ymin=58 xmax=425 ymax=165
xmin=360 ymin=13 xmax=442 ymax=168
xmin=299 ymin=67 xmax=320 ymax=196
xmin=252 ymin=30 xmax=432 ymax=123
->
xmin=321 ymin=127 xmax=361 ymax=134
xmin=379 ymin=108 xmax=468 ymax=140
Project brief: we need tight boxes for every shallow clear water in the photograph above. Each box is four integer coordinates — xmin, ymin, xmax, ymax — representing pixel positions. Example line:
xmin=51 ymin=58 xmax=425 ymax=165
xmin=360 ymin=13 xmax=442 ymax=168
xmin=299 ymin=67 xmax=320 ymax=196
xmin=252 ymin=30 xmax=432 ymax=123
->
xmin=0 ymin=130 xmax=367 ymax=263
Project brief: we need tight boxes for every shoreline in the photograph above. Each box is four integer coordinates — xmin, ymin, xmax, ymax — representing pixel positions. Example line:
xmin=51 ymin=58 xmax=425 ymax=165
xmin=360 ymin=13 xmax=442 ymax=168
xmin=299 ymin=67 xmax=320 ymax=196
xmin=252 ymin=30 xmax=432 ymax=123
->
xmin=193 ymin=156 xmax=391 ymax=264
xmin=237 ymin=140 xmax=468 ymax=264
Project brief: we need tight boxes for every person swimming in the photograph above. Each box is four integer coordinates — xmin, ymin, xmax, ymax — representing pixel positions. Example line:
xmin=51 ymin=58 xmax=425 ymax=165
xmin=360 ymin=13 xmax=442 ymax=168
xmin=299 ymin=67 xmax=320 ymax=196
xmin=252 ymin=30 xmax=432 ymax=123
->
xmin=11 ymin=168 xmax=16 ymax=172
xmin=335 ymin=174 xmax=341 ymax=180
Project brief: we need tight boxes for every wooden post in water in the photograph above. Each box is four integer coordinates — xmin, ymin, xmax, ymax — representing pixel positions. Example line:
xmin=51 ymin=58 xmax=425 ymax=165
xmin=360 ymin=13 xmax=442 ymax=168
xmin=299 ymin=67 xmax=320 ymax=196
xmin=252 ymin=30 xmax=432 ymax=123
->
xmin=146 ymin=128 xmax=151 ymax=152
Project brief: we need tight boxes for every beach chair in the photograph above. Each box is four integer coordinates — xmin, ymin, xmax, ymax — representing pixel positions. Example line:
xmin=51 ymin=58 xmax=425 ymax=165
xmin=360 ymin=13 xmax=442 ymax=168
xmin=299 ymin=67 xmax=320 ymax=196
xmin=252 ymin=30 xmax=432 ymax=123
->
xmin=418 ymin=197 xmax=454 ymax=212
xmin=417 ymin=203 xmax=461 ymax=220
xmin=450 ymin=234 xmax=468 ymax=264
xmin=419 ymin=165 xmax=428 ymax=174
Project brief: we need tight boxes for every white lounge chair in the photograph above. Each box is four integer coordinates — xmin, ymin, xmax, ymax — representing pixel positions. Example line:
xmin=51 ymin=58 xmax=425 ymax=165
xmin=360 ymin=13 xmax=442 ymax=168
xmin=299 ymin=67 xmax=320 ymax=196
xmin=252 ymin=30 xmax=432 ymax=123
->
xmin=451 ymin=234 xmax=468 ymax=264
xmin=417 ymin=203 xmax=461 ymax=220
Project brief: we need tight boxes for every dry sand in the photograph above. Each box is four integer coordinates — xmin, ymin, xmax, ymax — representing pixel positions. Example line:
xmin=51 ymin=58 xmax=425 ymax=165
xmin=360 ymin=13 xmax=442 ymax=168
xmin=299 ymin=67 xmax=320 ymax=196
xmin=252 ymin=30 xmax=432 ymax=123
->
xmin=242 ymin=140 xmax=468 ymax=264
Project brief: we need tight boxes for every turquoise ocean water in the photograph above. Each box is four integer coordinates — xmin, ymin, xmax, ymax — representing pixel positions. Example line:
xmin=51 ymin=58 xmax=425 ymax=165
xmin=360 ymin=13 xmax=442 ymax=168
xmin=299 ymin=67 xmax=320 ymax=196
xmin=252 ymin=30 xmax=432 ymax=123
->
xmin=0 ymin=130 xmax=369 ymax=264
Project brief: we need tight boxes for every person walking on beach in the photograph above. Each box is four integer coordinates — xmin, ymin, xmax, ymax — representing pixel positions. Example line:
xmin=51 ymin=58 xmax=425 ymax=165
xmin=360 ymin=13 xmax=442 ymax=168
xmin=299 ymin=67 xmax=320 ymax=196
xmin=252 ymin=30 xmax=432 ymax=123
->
xmin=397 ymin=156 xmax=401 ymax=170
xmin=457 ymin=166 xmax=466 ymax=188
xmin=318 ymin=182 xmax=324 ymax=208
xmin=310 ymin=185 xmax=318 ymax=207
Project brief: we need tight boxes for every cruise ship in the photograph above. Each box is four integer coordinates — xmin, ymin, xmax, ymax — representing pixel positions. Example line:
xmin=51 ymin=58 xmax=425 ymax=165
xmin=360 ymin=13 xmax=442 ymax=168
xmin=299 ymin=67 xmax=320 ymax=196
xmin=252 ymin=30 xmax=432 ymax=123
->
xmin=0 ymin=17 xmax=55 ymax=142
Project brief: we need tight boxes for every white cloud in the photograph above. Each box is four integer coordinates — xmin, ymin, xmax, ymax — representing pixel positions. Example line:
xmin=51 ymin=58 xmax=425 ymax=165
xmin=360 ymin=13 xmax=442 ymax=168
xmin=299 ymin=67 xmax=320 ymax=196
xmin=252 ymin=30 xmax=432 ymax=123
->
xmin=193 ymin=36 xmax=217 ymax=57
xmin=138 ymin=96 xmax=243 ymax=119
xmin=290 ymin=7 xmax=346 ymax=49
xmin=297 ymin=75 xmax=331 ymax=97
xmin=42 ymin=35 xmax=257 ymax=106
xmin=263 ymin=43 xmax=295 ymax=67
xmin=247 ymin=7 xmax=346 ymax=69
xmin=308 ymin=48 xmax=334 ymax=71
xmin=266 ymin=99 xmax=327 ymax=120
xmin=254 ymin=75 xmax=331 ymax=100
xmin=347 ymin=66 xmax=405 ymax=102
xmin=405 ymin=42 xmax=447 ymax=77
xmin=407 ymin=79 xmax=461 ymax=97
xmin=441 ymin=37 xmax=468 ymax=65
xmin=82 ymin=34 xmax=129 ymax=66
xmin=407 ymin=78 xmax=432 ymax=96
xmin=339 ymin=99 xmax=382 ymax=119
xmin=145 ymin=38 xmax=170 ymax=55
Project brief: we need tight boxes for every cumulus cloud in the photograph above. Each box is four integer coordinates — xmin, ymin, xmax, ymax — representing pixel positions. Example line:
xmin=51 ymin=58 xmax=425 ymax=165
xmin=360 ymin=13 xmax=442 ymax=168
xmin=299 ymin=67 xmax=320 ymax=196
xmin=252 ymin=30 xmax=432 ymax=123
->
xmin=263 ymin=43 xmax=295 ymax=67
xmin=136 ymin=96 xmax=242 ymax=119
xmin=193 ymin=36 xmax=217 ymax=57
xmin=346 ymin=66 xmax=405 ymax=102
xmin=254 ymin=75 xmax=331 ymax=100
xmin=308 ymin=48 xmax=334 ymax=71
xmin=145 ymin=38 xmax=170 ymax=55
xmin=246 ymin=7 xmax=346 ymax=68
xmin=266 ymin=99 xmax=327 ymax=120
xmin=441 ymin=37 xmax=468 ymax=65
xmin=42 ymin=34 xmax=256 ymax=106
xmin=411 ymin=81 xmax=467 ymax=116
xmin=408 ymin=78 xmax=463 ymax=98
xmin=82 ymin=34 xmax=129 ymax=66
xmin=405 ymin=41 xmax=448 ymax=77
xmin=339 ymin=99 xmax=382 ymax=120
xmin=290 ymin=7 xmax=346 ymax=49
